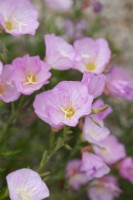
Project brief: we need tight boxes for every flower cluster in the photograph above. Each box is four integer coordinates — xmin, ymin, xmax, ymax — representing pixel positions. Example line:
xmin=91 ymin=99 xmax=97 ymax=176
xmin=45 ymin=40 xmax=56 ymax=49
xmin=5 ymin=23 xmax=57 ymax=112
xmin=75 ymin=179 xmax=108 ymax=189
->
xmin=1 ymin=0 xmax=133 ymax=200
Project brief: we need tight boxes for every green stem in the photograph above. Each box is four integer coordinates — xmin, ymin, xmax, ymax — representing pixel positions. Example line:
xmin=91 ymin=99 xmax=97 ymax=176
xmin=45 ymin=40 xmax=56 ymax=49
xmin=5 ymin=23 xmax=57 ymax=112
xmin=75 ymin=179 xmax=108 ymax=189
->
xmin=38 ymin=126 xmax=71 ymax=173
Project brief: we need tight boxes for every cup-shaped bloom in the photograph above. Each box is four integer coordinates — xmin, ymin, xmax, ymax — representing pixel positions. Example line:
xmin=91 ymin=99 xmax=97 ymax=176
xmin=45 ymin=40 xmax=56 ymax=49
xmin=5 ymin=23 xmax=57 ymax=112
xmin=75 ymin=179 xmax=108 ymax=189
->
xmin=81 ymin=72 xmax=105 ymax=98
xmin=73 ymin=37 xmax=111 ymax=73
xmin=92 ymin=99 xmax=112 ymax=120
xmin=118 ymin=157 xmax=133 ymax=183
xmin=33 ymin=81 xmax=93 ymax=127
xmin=44 ymin=34 xmax=76 ymax=70
xmin=80 ymin=152 xmax=110 ymax=180
xmin=0 ymin=64 xmax=20 ymax=103
xmin=105 ymin=65 xmax=133 ymax=100
xmin=45 ymin=0 xmax=73 ymax=12
xmin=11 ymin=55 xmax=51 ymax=95
xmin=87 ymin=176 xmax=121 ymax=200
xmin=83 ymin=116 xmax=110 ymax=146
xmin=93 ymin=135 xmax=126 ymax=165
xmin=0 ymin=0 xmax=39 ymax=36
xmin=66 ymin=159 xmax=88 ymax=190
xmin=6 ymin=168 xmax=50 ymax=200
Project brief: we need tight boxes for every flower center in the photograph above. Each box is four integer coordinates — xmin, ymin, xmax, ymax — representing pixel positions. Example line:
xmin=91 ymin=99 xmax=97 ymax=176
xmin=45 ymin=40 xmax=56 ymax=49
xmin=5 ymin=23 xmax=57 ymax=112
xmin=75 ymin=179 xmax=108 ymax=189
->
xmin=24 ymin=74 xmax=37 ymax=85
xmin=0 ymin=85 xmax=5 ymax=93
xmin=86 ymin=62 xmax=96 ymax=71
xmin=5 ymin=21 xmax=13 ymax=30
xmin=17 ymin=188 xmax=31 ymax=200
xmin=61 ymin=107 xmax=75 ymax=118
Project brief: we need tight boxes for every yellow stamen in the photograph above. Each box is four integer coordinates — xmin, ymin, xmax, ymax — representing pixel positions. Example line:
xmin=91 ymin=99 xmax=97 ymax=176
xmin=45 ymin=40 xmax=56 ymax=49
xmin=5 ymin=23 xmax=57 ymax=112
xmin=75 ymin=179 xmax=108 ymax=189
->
xmin=86 ymin=62 xmax=96 ymax=72
xmin=24 ymin=74 xmax=37 ymax=85
xmin=18 ymin=190 xmax=31 ymax=200
xmin=61 ymin=107 xmax=75 ymax=118
xmin=5 ymin=21 xmax=13 ymax=30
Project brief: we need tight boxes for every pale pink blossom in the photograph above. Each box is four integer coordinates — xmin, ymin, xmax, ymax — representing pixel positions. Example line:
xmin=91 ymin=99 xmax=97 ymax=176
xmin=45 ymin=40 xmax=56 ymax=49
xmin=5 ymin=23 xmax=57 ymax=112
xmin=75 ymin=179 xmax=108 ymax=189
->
xmin=105 ymin=65 xmax=133 ymax=100
xmin=66 ymin=159 xmax=88 ymax=190
xmin=63 ymin=19 xmax=88 ymax=41
xmin=6 ymin=168 xmax=50 ymax=200
xmin=0 ymin=0 xmax=39 ymax=36
xmin=80 ymin=152 xmax=110 ymax=180
xmin=0 ymin=64 xmax=20 ymax=103
xmin=88 ymin=176 xmax=121 ymax=200
xmin=33 ymin=81 xmax=93 ymax=127
xmin=11 ymin=54 xmax=51 ymax=95
xmin=93 ymin=135 xmax=126 ymax=165
xmin=44 ymin=34 xmax=76 ymax=70
xmin=83 ymin=116 xmax=110 ymax=146
xmin=81 ymin=72 xmax=105 ymax=98
xmin=45 ymin=0 xmax=73 ymax=12
xmin=118 ymin=157 xmax=133 ymax=183
xmin=73 ymin=37 xmax=111 ymax=73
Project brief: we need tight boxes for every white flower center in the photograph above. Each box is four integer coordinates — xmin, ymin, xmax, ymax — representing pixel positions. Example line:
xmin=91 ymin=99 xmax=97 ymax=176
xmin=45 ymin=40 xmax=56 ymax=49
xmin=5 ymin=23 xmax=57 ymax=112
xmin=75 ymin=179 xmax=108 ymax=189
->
xmin=5 ymin=17 xmax=27 ymax=32
xmin=17 ymin=187 xmax=31 ymax=200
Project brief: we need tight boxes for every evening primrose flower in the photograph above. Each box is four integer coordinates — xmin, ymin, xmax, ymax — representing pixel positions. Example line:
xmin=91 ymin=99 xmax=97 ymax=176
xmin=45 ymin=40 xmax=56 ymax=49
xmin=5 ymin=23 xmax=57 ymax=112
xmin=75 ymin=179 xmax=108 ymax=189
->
xmin=11 ymin=55 xmax=51 ymax=95
xmin=81 ymin=152 xmax=110 ymax=180
xmin=44 ymin=34 xmax=76 ymax=70
xmin=33 ymin=81 xmax=93 ymax=127
xmin=0 ymin=0 xmax=39 ymax=36
xmin=81 ymin=72 xmax=105 ymax=98
xmin=83 ymin=116 xmax=110 ymax=146
xmin=73 ymin=37 xmax=111 ymax=73
xmin=6 ymin=168 xmax=50 ymax=200
xmin=118 ymin=157 xmax=133 ymax=183
xmin=0 ymin=63 xmax=20 ymax=103
xmin=87 ymin=176 xmax=121 ymax=200
xmin=93 ymin=135 xmax=126 ymax=165
xmin=105 ymin=65 xmax=133 ymax=100
xmin=66 ymin=159 xmax=88 ymax=190
xmin=45 ymin=0 xmax=73 ymax=13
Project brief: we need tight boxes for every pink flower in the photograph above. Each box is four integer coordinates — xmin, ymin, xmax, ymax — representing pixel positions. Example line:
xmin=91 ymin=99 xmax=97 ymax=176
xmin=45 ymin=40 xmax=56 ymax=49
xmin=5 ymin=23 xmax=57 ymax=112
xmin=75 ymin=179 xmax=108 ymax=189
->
xmin=105 ymin=65 xmax=133 ymax=100
xmin=93 ymin=135 xmax=126 ymax=165
xmin=81 ymin=72 xmax=105 ymax=98
xmin=45 ymin=0 xmax=73 ymax=12
xmin=88 ymin=176 xmax=121 ymax=200
xmin=11 ymin=55 xmax=51 ymax=95
xmin=73 ymin=37 xmax=111 ymax=73
xmin=66 ymin=159 xmax=88 ymax=190
xmin=63 ymin=19 xmax=88 ymax=41
xmin=118 ymin=157 xmax=133 ymax=183
xmin=92 ymin=99 xmax=112 ymax=120
xmin=44 ymin=34 xmax=76 ymax=70
xmin=83 ymin=116 xmax=110 ymax=146
xmin=0 ymin=0 xmax=39 ymax=36
xmin=80 ymin=152 xmax=110 ymax=180
xmin=33 ymin=81 xmax=93 ymax=127
xmin=0 ymin=64 xmax=20 ymax=103
xmin=6 ymin=168 xmax=50 ymax=200
xmin=0 ymin=61 xmax=3 ymax=74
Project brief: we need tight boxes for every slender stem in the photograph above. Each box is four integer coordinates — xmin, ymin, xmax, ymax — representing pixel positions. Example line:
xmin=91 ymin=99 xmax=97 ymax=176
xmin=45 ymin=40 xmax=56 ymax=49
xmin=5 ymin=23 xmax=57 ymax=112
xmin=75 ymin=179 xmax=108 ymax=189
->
xmin=38 ymin=126 xmax=71 ymax=173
